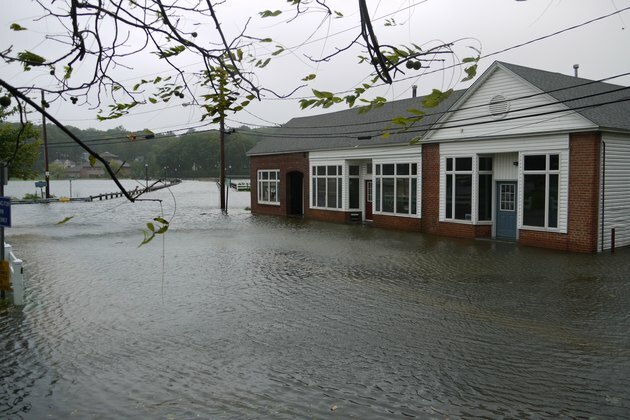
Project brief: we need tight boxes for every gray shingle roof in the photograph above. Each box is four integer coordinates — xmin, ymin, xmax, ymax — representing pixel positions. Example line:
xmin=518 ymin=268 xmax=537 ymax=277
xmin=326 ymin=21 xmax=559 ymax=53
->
xmin=499 ymin=62 xmax=630 ymax=131
xmin=248 ymin=62 xmax=630 ymax=156
xmin=247 ymin=91 xmax=464 ymax=156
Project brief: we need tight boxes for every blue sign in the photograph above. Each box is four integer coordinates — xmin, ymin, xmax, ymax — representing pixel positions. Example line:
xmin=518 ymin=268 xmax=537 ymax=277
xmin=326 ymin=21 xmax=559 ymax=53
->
xmin=35 ymin=181 xmax=47 ymax=188
xmin=0 ymin=196 xmax=11 ymax=227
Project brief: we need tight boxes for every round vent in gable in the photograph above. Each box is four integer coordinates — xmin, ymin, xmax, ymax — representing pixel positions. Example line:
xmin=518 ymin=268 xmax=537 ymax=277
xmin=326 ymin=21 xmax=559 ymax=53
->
xmin=489 ymin=94 xmax=510 ymax=119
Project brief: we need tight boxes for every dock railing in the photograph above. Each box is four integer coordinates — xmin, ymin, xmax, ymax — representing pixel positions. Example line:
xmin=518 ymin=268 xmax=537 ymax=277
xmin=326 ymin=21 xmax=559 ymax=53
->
xmin=4 ymin=243 xmax=24 ymax=306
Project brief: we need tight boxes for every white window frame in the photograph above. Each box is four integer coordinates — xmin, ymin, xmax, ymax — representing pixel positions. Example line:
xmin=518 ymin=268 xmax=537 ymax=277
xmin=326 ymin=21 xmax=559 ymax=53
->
xmin=257 ymin=169 xmax=280 ymax=205
xmin=311 ymin=164 xmax=343 ymax=210
xmin=444 ymin=156 xmax=474 ymax=222
xmin=521 ymin=153 xmax=561 ymax=230
xmin=374 ymin=162 xmax=419 ymax=217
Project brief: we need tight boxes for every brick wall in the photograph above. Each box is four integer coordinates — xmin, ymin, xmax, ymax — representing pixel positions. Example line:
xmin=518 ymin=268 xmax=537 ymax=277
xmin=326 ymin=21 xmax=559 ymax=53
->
xmin=306 ymin=208 xmax=351 ymax=224
xmin=421 ymin=143 xmax=441 ymax=234
xmin=567 ymin=132 xmax=601 ymax=252
xmin=420 ymin=143 xmax=489 ymax=239
xmin=372 ymin=214 xmax=422 ymax=231
xmin=519 ymin=132 xmax=601 ymax=253
xmin=251 ymin=132 xmax=602 ymax=253
xmin=249 ymin=153 xmax=309 ymax=216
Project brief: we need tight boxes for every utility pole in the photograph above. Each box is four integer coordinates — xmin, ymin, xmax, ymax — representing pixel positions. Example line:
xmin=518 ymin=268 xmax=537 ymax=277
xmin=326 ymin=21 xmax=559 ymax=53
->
xmin=41 ymin=91 xmax=51 ymax=198
xmin=219 ymin=116 xmax=226 ymax=213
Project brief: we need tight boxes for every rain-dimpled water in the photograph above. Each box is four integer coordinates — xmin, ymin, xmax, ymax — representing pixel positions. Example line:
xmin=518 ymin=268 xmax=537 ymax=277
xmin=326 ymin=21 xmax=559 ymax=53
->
xmin=1 ymin=180 xmax=629 ymax=418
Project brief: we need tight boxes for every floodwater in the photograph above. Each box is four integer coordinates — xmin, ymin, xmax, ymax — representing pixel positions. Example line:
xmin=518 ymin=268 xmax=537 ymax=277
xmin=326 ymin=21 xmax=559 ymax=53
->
xmin=1 ymin=180 xmax=629 ymax=419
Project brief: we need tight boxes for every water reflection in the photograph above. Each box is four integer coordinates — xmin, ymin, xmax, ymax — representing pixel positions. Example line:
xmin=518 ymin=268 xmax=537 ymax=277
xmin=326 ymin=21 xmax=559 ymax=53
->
xmin=1 ymin=181 xmax=629 ymax=418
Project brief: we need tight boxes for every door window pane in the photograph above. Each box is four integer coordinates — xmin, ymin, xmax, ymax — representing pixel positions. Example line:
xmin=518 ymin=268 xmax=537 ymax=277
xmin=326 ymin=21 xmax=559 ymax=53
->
xmin=499 ymin=184 xmax=515 ymax=211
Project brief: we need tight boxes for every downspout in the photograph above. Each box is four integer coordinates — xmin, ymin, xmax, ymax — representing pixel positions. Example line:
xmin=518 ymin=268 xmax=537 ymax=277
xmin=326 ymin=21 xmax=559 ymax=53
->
xmin=600 ymin=140 xmax=606 ymax=252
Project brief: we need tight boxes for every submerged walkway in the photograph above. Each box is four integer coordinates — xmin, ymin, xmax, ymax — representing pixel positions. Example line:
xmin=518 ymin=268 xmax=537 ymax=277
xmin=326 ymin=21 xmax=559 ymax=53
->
xmin=11 ymin=178 xmax=182 ymax=204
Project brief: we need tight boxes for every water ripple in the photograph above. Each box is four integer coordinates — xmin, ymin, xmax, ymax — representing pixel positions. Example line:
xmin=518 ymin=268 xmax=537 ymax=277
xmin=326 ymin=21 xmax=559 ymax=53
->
xmin=1 ymin=181 xmax=629 ymax=418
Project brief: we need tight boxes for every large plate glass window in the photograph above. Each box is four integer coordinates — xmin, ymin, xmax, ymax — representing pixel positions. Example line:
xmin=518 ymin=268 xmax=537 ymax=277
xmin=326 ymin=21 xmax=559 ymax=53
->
xmin=312 ymin=165 xmax=343 ymax=209
xmin=374 ymin=163 xmax=418 ymax=215
xmin=257 ymin=169 xmax=280 ymax=205
xmin=522 ymin=154 xmax=559 ymax=228
xmin=445 ymin=157 xmax=473 ymax=220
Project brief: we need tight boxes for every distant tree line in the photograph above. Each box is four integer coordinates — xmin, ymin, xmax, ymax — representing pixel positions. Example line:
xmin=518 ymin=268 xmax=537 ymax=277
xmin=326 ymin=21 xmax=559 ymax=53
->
xmin=29 ymin=124 xmax=269 ymax=180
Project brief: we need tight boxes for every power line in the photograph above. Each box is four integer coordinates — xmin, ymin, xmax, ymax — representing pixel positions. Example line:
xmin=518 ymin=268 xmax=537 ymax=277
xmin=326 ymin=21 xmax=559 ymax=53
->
xmin=262 ymin=4 xmax=630 ymax=101
xmin=236 ymin=88 xmax=630 ymax=140
xmin=39 ymin=72 xmax=630 ymax=148
xmin=13 ymin=4 xmax=630 ymax=142
xmin=235 ymin=71 xmax=630 ymax=133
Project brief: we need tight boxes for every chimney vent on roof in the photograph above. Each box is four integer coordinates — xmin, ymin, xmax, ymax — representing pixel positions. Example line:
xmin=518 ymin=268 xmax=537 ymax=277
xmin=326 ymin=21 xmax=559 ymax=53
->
xmin=412 ymin=85 xmax=417 ymax=98
xmin=573 ymin=64 xmax=579 ymax=77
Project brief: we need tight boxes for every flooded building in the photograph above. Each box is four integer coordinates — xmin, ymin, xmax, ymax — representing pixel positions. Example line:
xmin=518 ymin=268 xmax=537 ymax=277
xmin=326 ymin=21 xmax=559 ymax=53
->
xmin=247 ymin=61 xmax=630 ymax=253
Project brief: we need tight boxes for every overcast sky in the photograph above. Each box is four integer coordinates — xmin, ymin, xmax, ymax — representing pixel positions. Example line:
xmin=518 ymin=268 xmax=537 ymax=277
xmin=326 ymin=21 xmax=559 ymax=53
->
xmin=1 ymin=0 xmax=629 ymax=134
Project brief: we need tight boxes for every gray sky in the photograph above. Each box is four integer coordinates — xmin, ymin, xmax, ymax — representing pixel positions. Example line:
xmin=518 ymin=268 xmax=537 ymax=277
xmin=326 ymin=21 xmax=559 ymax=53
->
xmin=1 ymin=0 xmax=629 ymax=134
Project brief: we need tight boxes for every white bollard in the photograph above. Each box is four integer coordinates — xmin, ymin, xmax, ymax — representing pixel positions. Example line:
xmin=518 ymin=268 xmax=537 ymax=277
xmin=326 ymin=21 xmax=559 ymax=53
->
xmin=10 ymin=251 xmax=24 ymax=306
xmin=4 ymin=243 xmax=24 ymax=306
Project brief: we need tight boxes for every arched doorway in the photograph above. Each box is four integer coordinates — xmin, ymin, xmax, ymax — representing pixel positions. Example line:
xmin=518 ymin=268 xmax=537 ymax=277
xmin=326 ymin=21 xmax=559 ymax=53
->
xmin=287 ymin=171 xmax=304 ymax=216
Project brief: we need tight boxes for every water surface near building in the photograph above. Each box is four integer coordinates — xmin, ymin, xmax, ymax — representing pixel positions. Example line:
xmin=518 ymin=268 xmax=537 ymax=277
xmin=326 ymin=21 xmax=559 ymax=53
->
xmin=1 ymin=180 xmax=629 ymax=418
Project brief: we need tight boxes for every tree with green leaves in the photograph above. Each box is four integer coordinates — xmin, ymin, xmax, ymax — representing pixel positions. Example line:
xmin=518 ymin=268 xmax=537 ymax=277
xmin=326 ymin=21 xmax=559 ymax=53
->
xmin=0 ymin=0 xmax=479 ymax=200
xmin=0 ymin=91 xmax=40 ymax=179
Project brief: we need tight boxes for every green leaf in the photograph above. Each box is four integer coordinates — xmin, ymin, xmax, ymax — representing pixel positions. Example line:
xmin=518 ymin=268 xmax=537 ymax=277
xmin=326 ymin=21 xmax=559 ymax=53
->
xmin=256 ymin=58 xmax=271 ymax=68
xmin=56 ymin=216 xmax=74 ymax=225
xmin=392 ymin=117 xmax=412 ymax=126
xmin=299 ymin=99 xmax=316 ymax=109
xmin=63 ymin=65 xmax=73 ymax=79
xmin=421 ymin=88 xmax=453 ymax=108
xmin=138 ymin=232 xmax=155 ymax=247
xmin=407 ymin=108 xmax=425 ymax=117
xmin=155 ymin=45 xmax=186 ymax=59
xmin=334 ymin=10 xmax=344 ymax=18
xmin=10 ymin=23 xmax=27 ymax=31
xmin=148 ymin=97 xmax=157 ymax=104
xmin=259 ymin=10 xmax=282 ymax=17
xmin=154 ymin=216 xmax=169 ymax=225
xmin=17 ymin=51 xmax=46 ymax=70
xmin=146 ymin=222 xmax=155 ymax=232
xmin=260 ymin=38 xmax=273 ymax=43
xmin=312 ymin=89 xmax=333 ymax=99
xmin=88 ymin=154 xmax=96 ymax=167
xmin=272 ymin=46 xmax=284 ymax=56
xmin=461 ymin=64 xmax=478 ymax=82
xmin=301 ymin=74 xmax=316 ymax=81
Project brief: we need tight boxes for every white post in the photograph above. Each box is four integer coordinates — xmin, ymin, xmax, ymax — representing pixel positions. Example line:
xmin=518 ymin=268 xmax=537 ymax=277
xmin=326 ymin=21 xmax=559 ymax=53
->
xmin=5 ymin=243 xmax=24 ymax=306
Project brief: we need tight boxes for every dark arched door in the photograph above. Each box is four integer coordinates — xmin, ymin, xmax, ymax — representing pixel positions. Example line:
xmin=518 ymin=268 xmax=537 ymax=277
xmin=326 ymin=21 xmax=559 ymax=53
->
xmin=287 ymin=171 xmax=304 ymax=216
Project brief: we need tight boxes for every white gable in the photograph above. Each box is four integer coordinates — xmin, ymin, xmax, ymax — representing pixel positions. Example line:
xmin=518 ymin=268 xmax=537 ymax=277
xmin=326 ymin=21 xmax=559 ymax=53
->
xmin=424 ymin=64 xmax=596 ymax=142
